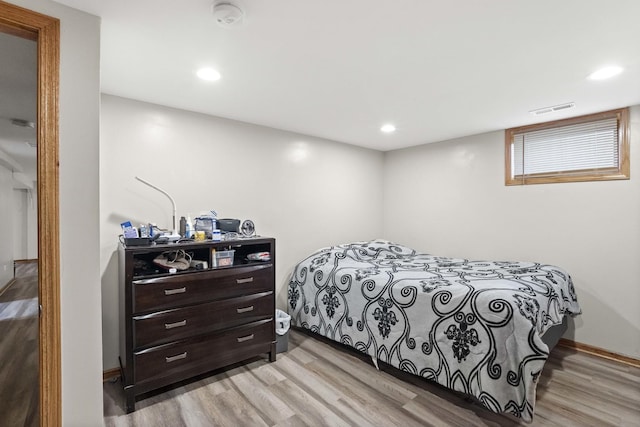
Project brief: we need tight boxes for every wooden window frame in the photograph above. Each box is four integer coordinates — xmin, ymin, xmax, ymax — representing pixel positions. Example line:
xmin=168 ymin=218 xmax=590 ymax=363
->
xmin=505 ymin=107 xmax=630 ymax=185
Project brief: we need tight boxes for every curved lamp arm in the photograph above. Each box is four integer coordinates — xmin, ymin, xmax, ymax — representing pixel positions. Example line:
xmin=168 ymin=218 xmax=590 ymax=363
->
xmin=135 ymin=176 xmax=177 ymax=234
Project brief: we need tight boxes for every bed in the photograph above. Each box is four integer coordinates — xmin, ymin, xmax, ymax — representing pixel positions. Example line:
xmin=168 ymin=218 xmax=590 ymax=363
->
xmin=287 ymin=240 xmax=581 ymax=423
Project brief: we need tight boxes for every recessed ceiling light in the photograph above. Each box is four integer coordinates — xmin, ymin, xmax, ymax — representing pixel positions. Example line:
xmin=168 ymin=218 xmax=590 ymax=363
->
xmin=197 ymin=67 xmax=221 ymax=81
xmin=588 ymin=66 xmax=623 ymax=80
xmin=380 ymin=124 xmax=396 ymax=133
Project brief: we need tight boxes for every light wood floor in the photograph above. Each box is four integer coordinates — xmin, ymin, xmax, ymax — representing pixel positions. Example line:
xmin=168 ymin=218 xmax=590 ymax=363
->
xmin=0 ymin=262 xmax=39 ymax=427
xmin=104 ymin=327 xmax=640 ymax=427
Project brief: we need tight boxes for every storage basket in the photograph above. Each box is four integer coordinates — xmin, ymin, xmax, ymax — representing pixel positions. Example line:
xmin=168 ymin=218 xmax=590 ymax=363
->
xmin=213 ymin=250 xmax=235 ymax=267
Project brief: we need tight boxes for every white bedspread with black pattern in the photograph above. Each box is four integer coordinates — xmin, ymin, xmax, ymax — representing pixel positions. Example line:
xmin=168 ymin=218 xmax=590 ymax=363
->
xmin=287 ymin=240 xmax=581 ymax=422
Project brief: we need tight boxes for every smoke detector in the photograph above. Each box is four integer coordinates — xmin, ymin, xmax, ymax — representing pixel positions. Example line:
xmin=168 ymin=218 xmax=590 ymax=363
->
xmin=212 ymin=2 xmax=244 ymax=28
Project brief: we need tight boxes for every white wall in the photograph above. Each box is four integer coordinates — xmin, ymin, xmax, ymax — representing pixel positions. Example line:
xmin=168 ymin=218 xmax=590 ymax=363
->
xmin=0 ymin=165 xmax=13 ymax=287
xmin=102 ymin=96 xmax=640 ymax=368
xmin=100 ymin=94 xmax=384 ymax=370
xmin=27 ymin=188 xmax=37 ymax=259
xmin=12 ymin=190 xmax=25 ymax=260
xmin=12 ymin=188 xmax=38 ymax=260
xmin=5 ymin=1 xmax=103 ymax=426
xmin=12 ymin=189 xmax=26 ymax=261
xmin=383 ymin=105 xmax=640 ymax=359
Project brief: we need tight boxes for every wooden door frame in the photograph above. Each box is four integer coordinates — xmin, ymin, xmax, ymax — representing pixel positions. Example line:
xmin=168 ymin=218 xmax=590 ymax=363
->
xmin=0 ymin=2 xmax=60 ymax=426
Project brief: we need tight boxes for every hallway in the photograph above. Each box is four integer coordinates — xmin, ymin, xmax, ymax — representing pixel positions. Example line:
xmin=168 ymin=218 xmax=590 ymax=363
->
xmin=0 ymin=261 xmax=38 ymax=427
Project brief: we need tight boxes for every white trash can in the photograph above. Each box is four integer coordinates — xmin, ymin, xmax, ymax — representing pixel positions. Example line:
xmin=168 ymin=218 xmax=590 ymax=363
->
xmin=275 ymin=309 xmax=291 ymax=353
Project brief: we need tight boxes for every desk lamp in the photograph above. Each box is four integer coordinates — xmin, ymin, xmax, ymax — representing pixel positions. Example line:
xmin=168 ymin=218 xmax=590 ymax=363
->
xmin=135 ymin=176 xmax=181 ymax=242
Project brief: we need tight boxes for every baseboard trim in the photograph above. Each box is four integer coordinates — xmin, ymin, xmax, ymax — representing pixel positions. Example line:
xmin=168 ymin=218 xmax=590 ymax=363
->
xmin=103 ymin=368 xmax=121 ymax=382
xmin=101 ymin=338 xmax=640 ymax=382
xmin=14 ymin=259 xmax=38 ymax=264
xmin=558 ymin=338 xmax=640 ymax=368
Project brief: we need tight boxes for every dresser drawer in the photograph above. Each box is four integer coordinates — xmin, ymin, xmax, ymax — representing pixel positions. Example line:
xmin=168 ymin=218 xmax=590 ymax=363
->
xmin=132 ymin=264 xmax=273 ymax=313
xmin=133 ymin=291 xmax=273 ymax=348
xmin=134 ymin=319 xmax=273 ymax=383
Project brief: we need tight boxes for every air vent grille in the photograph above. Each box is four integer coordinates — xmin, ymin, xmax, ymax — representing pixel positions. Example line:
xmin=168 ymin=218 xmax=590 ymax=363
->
xmin=10 ymin=118 xmax=35 ymax=128
xmin=529 ymin=102 xmax=575 ymax=116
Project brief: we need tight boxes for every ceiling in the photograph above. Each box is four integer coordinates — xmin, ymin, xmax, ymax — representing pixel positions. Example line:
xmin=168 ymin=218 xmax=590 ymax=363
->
xmin=26 ymin=1 xmax=640 ymax=150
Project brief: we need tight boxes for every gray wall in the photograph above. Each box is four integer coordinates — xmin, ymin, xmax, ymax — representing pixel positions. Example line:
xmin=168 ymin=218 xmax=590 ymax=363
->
xmin=99 ymin=94 xmax=384 ymax=370
xmin=102 ymin=95 xmax=640 ymax=369
xmin=0 ymin=165 xmax=12 ymax=287
xmin=5 ymin=1 xmax=103 ymax=426
xmin=383 ymin=105 xmax=640 ymax=359
xmin=13 ymin=188 xmax=38 ymax=260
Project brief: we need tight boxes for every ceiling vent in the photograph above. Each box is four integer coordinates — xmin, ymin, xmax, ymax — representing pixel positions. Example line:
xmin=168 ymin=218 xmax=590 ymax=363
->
xmin=212 ymin=2 xmax=244 ymax=28
xmin=529 ymin=102 xmax=575 ymax=116
xmin=10 ymin=118 xmax=35 ymax=128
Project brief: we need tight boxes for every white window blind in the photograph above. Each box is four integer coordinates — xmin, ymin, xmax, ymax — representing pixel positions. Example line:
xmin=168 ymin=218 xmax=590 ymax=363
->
xmin=511 ymin=117 xmax=619 ymax=178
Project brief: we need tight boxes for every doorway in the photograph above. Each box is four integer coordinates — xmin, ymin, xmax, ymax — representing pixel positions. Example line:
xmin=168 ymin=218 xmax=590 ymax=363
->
xmin=0 ymin=2 xmax=60 ymax=426
xmin=0 ymin=28 xmax=38 ymax=426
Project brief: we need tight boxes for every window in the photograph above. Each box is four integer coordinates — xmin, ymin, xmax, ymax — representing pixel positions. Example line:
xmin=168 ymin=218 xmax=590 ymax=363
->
xmin=505 ymin=108 xmax=629 ymax=185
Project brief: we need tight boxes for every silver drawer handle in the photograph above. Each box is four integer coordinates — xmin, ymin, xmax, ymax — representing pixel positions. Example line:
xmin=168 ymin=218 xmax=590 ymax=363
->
xmin=237 ymin=334 xmax=254 ymax=343
xmin=236 ymin=305 xmax=254 ymax=314
xmin=165 ymin=352 xmax=187 ymax=363
xmin=236 ymin=277 xmax=254 ymax=284
xmin=164 ymin=287 xmax=186 ymax=295
xmin=165 ymin=320 xmax=187 ymax=329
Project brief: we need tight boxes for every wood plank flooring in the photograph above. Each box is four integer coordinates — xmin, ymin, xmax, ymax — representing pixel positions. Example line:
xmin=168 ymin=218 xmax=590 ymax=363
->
xmin=0 ymin=262 xmax=39 ymax=427
xmin=103 ymin=328 xmax=640 ymax=427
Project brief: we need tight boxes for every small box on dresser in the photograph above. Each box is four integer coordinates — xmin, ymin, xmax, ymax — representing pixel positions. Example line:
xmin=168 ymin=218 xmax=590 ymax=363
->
xmin=118 ymin=237 xmax=276 ymax=413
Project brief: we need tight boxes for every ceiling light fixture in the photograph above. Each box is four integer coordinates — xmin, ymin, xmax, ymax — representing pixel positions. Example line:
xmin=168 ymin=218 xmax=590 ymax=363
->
xmin=380 ymin=124 xmax=396 ymax=133
xmin=588 ymin=66 xmax=623 ymax=80
xmin=197 ymin=67 xmax=221 ymax=81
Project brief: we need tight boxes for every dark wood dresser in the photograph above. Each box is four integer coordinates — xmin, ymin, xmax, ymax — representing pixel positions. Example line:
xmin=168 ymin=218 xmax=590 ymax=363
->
xmin=118 ymin=237 xmax=276 ymax=412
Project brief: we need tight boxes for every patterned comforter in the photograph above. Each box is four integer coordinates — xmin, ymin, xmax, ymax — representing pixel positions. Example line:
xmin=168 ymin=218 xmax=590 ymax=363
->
xmin=287 ymin=240 xmax=581 ymax=422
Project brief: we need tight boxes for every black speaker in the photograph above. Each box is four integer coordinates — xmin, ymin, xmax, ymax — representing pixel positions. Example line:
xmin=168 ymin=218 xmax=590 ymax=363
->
xmin=217 ymin=218 xmax=240 ymax=233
